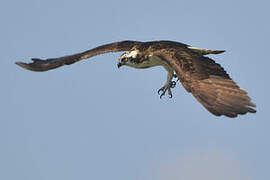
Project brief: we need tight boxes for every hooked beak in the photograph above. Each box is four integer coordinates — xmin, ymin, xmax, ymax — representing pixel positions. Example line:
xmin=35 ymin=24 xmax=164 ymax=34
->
xmin=117 ymin=61 xmax=125 ymax=68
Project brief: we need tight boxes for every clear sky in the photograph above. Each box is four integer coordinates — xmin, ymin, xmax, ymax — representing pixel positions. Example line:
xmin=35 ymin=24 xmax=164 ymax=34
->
xmin=1 ymin=0 xmax=269 ymax=179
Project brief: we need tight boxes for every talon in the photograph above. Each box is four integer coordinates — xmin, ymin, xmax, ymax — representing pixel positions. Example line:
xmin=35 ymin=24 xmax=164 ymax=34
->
xmin=159 ymin=92 xmax=165 ymax=99
xmin=158 ymin=88 xmax=163 ymax=95
xmin=157 ymin=81 xmax=176 ymax=99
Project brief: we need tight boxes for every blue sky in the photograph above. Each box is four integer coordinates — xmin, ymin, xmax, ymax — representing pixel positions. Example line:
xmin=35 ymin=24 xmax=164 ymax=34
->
xmin=1 ymin=0 xmax=270 ymax=179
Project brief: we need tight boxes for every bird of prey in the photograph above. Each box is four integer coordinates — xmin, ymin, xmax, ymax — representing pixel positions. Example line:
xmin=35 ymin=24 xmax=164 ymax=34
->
xmin=16 ymin=40 xmax=256 ymax=118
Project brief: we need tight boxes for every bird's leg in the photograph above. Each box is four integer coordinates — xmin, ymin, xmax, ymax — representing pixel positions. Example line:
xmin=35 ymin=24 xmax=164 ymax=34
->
xmin=173 ymin=73 xmax=179 ymax=81
xmin=158 ymin=66 xmax=177 ymax=98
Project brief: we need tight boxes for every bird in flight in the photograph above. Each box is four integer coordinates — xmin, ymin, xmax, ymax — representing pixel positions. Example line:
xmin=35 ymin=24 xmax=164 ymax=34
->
xmin=16 ymin=40 xmax=256 ymax=118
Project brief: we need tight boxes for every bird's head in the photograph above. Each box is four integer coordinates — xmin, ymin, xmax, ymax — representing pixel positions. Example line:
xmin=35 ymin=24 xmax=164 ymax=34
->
xmin=118 ymin=50 xmax=145 ymax=68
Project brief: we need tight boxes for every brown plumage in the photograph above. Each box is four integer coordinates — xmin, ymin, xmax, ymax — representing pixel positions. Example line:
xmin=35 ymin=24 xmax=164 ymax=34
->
xmin=16 ymin=41 xmax=142 ymax=71
xmin=15 ymin=40 xmax=256 ymax=118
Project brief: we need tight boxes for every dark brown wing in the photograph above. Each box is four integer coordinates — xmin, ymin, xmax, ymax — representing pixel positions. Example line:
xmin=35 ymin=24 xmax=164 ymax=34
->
xmin=155 ymin=46 xmax=256 ymax=118
xmin=15 ymin=40 xmax=142 ymax=72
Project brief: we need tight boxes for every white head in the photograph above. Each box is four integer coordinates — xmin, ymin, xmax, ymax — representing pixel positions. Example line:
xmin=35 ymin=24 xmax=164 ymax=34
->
xmin=117 ymin=50 xmax=142 ymax=68
xmin=124 ymin=50 xmax=139 ymax=58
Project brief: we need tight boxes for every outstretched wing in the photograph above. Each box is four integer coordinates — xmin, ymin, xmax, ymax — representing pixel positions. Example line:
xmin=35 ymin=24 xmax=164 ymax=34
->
xmin=15 ymin=40 xmax=142 ymax=72
xmin=156 ymin=46 xmax=256 ymax=118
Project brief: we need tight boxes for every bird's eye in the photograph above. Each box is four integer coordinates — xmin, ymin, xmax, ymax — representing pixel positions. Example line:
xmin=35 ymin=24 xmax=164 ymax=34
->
xmin=124 ymin=57 xmax=128 ymax=62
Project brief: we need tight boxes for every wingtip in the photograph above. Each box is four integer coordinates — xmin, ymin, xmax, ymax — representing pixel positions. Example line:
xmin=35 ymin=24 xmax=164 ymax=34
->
xmin=15 ymin=61 xmax=29 ymax=69
xmin=15 ymin=60 xmax=44 ymax=72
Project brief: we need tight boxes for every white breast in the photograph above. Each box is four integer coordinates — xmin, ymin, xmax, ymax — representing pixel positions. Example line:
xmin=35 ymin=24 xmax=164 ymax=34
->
xmin=129 ymin=55 xmax=172 ymax=71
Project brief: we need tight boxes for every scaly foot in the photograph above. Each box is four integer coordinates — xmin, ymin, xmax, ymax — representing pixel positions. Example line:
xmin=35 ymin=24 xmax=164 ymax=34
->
xmin=158 ymin=81 xmax=176 ymax=99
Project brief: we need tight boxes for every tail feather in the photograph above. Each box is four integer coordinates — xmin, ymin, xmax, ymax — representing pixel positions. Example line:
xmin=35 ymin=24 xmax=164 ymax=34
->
xmin=188 ymin=46 xmax=226 ymax=55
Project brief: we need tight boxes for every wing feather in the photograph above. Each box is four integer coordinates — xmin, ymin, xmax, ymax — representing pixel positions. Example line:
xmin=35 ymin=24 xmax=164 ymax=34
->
xmin=192 ymin=76 xmax=256 ymax=117
xmin=15 ymin=40 xmax=142 ymax=72
xmin=155 ymin=46 xmax=256 ymax=118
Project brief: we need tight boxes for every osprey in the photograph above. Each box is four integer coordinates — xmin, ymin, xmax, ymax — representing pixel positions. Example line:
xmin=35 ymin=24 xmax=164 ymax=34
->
xmin=16 ymin=40 xmax=256 ymax=118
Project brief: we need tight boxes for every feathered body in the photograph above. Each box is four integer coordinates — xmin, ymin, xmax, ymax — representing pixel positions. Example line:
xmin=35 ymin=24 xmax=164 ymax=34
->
xmin=16 ymin=40 xmax=256 ymax=117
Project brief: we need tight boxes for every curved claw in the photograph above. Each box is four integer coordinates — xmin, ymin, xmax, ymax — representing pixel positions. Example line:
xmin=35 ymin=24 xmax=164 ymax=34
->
xmin=158 ymin=88 xmax=163 ymax=95
xmin=158 ymin=87 xmax=166 ymax=98
xmin=159 ymin=92 xmax=166 ymax=99
xmin=158 ymin=81 xmax=176 ymax=99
